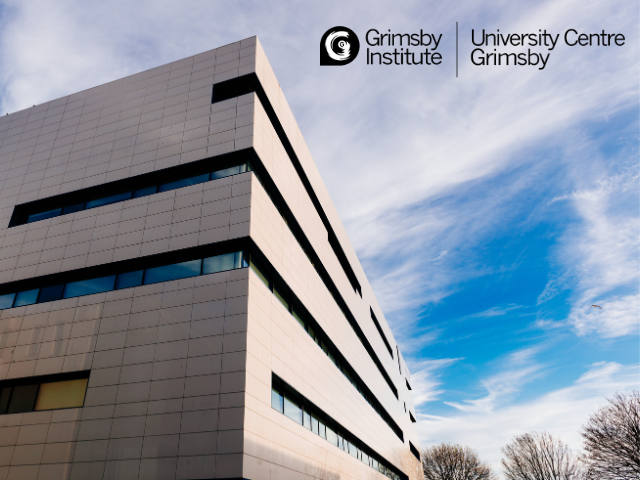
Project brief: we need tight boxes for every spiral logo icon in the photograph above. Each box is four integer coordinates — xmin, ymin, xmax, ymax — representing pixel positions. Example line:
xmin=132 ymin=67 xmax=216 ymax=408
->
xmin=320 ymin=27 xmax=360 ymax=66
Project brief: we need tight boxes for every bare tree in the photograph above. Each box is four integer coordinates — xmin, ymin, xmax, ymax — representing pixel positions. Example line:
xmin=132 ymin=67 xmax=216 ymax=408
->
xmin=501 ymin=432 xmax=583 ymax=480
xmin=581 ymin=390 xmax=640 ymax=480
xmin=422 ymin=443 xmax=495 ymax=480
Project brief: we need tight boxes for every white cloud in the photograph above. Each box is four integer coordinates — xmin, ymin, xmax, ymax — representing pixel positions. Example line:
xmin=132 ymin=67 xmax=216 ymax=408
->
xmin=417 ymin=362 xmax=640 ymax=475
xmin=539 ymin=165 xmax=640 ymax=337
xmin=443 ymin=346 xmax=545 ymax=414
xmin=408 ymin=357 xmax=462 ymax=407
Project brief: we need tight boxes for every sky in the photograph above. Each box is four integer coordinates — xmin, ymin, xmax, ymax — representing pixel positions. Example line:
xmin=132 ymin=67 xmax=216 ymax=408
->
xmin=0 ymin=0 xmax=638 ymax=475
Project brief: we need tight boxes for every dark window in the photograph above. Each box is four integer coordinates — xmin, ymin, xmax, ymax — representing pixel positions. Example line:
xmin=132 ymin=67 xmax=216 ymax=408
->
xmin=28 ymin=208 xmax=61 ymax=223
xmin=63 ymin=275 xmax=116 ymax=299
xmin=12 ymin=162 xmax=250 ymax=228
xmin=133 ymin=186 xmax=157 ymax=198
xmin=0 ymin=294 xmax=15 ymax=309
xmin=0 ymin=371 xmax=89 ymax=415
xmin=6 ymin=384 xmax=39 ymax=414
xmin=249 ymin=256 xmax=403 ymax=442
xmin=409 ymin=411 xmax=416 ymax=423
xmin=115 ymin=270 xmax=144 ymax=290
xmin=202 ymin=252 xmax=243 ymax=275
xmin=274 ymin=286 xmax=289 ymax=310
xmin=144 ymin=260 xmax=202 ymax=285
xmin=0 ymin=250 xmax=247 ymax=310
xmin=272 ymin=374 xmax=406 ymax=480
xmin=85 ymin=191 xmax=132 ymax=209
xmin=409 ymin=441 xmax=420 ymax=461
xmin=406 ymin=379 xmax=412 ymax=391
xmin=370 ymin=308 xmax=393 ymax=358
xmin=37 ymin=284 xmax=65 ymax=303
xmin=62 ymin=203 xmax=84 ymax=215
xmin=158 ymin=173 xmax=209 ymax=193
xmin=14 ymin=289 xmax=38 ymax=307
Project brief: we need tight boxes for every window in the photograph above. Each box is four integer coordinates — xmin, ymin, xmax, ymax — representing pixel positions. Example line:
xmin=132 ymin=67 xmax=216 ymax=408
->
xmin=370 ymin=308 xmax=393 ymax=358
xmin=251 ymin=257 xmax=404 ymax=442
xmin=283 ymin=396 xmax=302 ymax=424
xmin=64 ymin=275 xmax=116 ymax=299
xmin=15 ymin=163 xmax=250 ymax=227
xmin=270 ymin=374 xmax=405 ymax=480
xmin=406 ymin=379 xmax=412 ymax=391
xmin=0 ymin=372 xmax=89 ymax=415
xmin=144 ymin=259 xmax=202 ymax=285
xmin=0 ymin=251 xmax=247 ymax=310
xmin=409 ymin=411 xmax=417 ymax=423
xmin=409 ymin=441 xmax=420 ymax=461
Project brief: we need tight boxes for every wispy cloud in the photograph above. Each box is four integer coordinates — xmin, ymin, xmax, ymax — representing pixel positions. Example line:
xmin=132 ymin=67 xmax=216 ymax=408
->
xmin=539 ymin=161 xmax=640 ymax=337
xmin=408 ymin=357 xmax=462 ymax=407
xmin=444 ymin=346 xmax=545 ymax=414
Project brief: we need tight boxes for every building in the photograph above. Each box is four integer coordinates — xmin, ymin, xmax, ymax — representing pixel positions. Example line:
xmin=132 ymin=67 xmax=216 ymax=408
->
xmin=0 ymin=37 xmax=421 ymax=480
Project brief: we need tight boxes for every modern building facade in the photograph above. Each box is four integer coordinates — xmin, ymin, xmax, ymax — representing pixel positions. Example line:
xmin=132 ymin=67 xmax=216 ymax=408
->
xmin=0 ymin=37 xmax=421 ymax=480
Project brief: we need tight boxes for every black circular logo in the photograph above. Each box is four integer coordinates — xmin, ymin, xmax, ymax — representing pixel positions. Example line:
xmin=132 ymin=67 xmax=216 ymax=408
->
xmin=320 ymin=27 xmax=360 ymax=66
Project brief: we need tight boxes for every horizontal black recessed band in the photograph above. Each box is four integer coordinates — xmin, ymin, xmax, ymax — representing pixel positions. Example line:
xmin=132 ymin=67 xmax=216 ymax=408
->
xmin=272 ymin=373 xmax=407 ymax=480
xmin=212 ymin=73 xmax=362 ymax=297
xmin=7 ymin=80 xmax=398 ymax=402
xmin=250 ymin=246 xmax=403 ymax=442
xmin=9 ymin=150 xmax=250 ymax=227
xmin=409 ymin=441 xmax=421 ymax=461
xmin=0 ymin=238 xmax=250 ymax=297
xmin=0 ymin=370 xmax=90 ymax=389
xmin=212 ymin=76 xmax=399 ymax=400
xmin=371 ymin=308 xmax=394 ymax=358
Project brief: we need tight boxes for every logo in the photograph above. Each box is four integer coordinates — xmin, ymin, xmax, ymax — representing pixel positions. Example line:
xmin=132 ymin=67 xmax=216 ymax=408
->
xmin=320 ymin=27 xmax=360 ymax=65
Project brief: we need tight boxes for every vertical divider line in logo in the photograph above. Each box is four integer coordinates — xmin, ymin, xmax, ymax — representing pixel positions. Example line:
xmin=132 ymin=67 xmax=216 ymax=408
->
xmin=456 ymin=22 xmax=459 ymax=78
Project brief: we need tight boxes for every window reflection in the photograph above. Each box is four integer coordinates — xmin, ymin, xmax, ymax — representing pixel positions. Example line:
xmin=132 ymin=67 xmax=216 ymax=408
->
xmin=0 ymin=251 xmax=247 ymax=310
xmin=23 ymin=163 xmax=250 ymax=225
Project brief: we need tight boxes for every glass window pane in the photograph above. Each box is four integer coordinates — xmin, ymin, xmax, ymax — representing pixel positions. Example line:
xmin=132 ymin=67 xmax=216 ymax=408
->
xmin=318 ymin=421 xmax=326 ymax=439
xmin=35 ymin=378 xmax=88 ymax=411
xmin=0 ymin=293 xmax=16 ymax=310
xmin=85 ymin=191 xmax=132 ymax=209
xmin=116 ymin=270 xmax=144 ymax=290
xmin=283 ymin=396 xmax=302 ymax=424
xmin=7 ymin=384 xmax=39 ymax=413
xmin=37 ymin=285 xmax=65 ymax=303
xmin=326 ymin=426 xmax=337 ymax=446
xmin=311 ymin=415 xmax=319 ymax=435
xmin=202 ymin=252 xmax=242 ymax=275
xmin=302 ymin=411 xmax=311 ymax=430
xmin=133 ymin=186 xmax=157 ymax=198
xmin=348 ymin=441 xmax=358 ymax=458
xmin=271 ymin=389 xmax=283 ymax=413
xmin=143 ymin=260 xmax=202 ymax=285
xmin=250 ymin=260 xmax=270 ymax=288
xmin=274 ymin=286 xmax=289 ymax=310
xmin=292 ymin=309 xmax=305 ymax=328
xmin=210 ymin=166 xmax=241 ymax=180
xmin=158 ymin=173 xmax=209 ymax=192
xmin=0 ymin=387 xmax=11 ymax=414
xmin=63 ymin=275 xmax=116 ymax=299
xmin=62 ymin=203 xmax=84 ymax=215
xmin=28 ymin=208 xmax=62 ymax=223
xmin=14 ymin=289 xmax=39 ymax=307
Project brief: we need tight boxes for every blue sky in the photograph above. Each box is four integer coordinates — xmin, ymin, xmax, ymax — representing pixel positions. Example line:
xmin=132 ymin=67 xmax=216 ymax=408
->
xmin=0 ymin=0 xmax=637 ymax=473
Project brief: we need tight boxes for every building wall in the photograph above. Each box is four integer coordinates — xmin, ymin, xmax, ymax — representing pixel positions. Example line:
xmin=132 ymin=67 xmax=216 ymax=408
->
xmin=0 ymin=36 xmax=420 ymax=480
